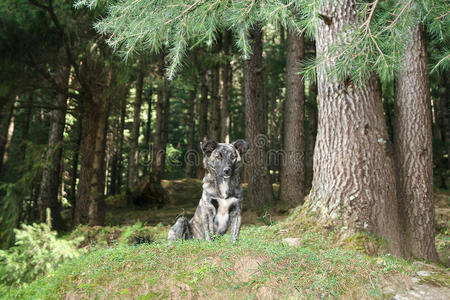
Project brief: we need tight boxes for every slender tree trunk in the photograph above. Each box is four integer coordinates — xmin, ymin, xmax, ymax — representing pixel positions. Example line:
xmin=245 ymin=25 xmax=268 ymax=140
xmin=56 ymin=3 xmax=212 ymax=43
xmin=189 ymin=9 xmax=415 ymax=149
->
xmin=440 ymin=72 xmax=450 ymax=171
xmin=210 ymin=64 xmax=221 ymax=141
xmin=186 ymin=88 xmax=197 ymax=178
xmin=279 ymin=29 xmax=305 ymax=207
xmin=69 ymin=116 xmax=82 ymax=213
xmin=244 ymin=24 xmax=274 ymax=209
xmin=38 ymin=65 xmax=69 ymax=229
xmin=19 ymin=95 xmax=33 ymax=161
xmin=128 ymin=64 xmax=144 ymax=188
xmin=197 ymin=71 xmax=208 ymax=179
xmin=305 ymin=0 xmax=402 ymax=255
xmin=305 ymin=80 xmax=317 ymax=191
xmin=143 ymin=88 xmax=153 ymax=177
xmin=161 ymin=85 xmax=171 ymax=177
xmin=221 ymin=30 xmax=232 ymax=143
xmin=116 ymin=98 xmax=126 ymax=191
xmin=394 ymin=25 xmax=439 ymax=262
xmin=0 ymin=99 xmax=14 ymax=175
xmin=152 ymin=55 xmax=168 ymax=182
xmin=0 ymin=97 xmax=18 ymax=176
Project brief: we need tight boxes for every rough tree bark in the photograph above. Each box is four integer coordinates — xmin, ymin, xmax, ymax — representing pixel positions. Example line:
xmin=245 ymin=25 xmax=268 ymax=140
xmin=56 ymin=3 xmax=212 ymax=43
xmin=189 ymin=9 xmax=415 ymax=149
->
xmin=279 ymin=29 xmax=306 ymax=207
xmin=244 ymin=24 xmax=274 ymax=209
xmin=304 ymin=0 xmax=402 ymax=255
xmin=186 ymin=88 xmax=197 ymax=178
xmin=197 ymin=71 xmax=209 ymax=179
xmin=221 ymin=30 xmax=232 ymax=143
xmin=394 ymin=25 xmax=439 ymax=262
xmin=38 ymin=64 xmax=70 ymax=229
xmin=74 ymin=91 xmax=109 ymax=225
xmin=128 ymin=63 xmax=144 ymax=188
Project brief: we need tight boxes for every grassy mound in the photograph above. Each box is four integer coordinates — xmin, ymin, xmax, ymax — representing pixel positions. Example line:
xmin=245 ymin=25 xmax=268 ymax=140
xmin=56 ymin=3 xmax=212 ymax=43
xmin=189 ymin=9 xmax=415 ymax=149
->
xmin=4 ymin=222 xmax=415 ymax=299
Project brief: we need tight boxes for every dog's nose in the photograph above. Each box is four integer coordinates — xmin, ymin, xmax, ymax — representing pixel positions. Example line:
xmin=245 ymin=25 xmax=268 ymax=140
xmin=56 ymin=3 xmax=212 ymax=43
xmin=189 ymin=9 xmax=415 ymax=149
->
xmin=224 ymin=167 xmax=231 ymax=175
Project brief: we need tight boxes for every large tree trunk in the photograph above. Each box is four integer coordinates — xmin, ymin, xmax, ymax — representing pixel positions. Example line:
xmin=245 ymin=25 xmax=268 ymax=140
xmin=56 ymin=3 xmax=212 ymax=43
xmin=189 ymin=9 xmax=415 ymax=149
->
xmin=244 ymin=25 xmax=274 ymax=209
xmin=394 ymin=25 xmax=439 ymax=262
xmin=38 ymin=65 xmax=69 ymax=229
xmin=304 ymin=0 xmax=402 ymax=255
xmin=197 ymin=71 xmax=209 ymax=179
xmin=128 ymin=64 xmax=144 ymax=188
xmin=74 ymin=94 xmax=109 ymax=226
xmin=185 ymin=88 xmax=197 ymax=178
xmin=221 ymin=30 xmax=232 ymax=143
xmin=279 ymin=29 xmax=305 ymax=207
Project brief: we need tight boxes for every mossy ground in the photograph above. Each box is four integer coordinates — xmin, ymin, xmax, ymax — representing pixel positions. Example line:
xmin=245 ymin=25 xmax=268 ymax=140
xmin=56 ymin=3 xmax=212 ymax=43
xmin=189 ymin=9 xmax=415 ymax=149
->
xmin=3 ymin=223 xmax=415 ymax=299
xmin=1 ymin=179 xmax=449 ymax=299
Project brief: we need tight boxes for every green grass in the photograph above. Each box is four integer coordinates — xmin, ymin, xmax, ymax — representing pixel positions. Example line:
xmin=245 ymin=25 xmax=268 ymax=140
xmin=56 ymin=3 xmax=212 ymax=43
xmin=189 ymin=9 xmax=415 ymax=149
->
xmin=2 ymin=222 xmax=414 ymax=300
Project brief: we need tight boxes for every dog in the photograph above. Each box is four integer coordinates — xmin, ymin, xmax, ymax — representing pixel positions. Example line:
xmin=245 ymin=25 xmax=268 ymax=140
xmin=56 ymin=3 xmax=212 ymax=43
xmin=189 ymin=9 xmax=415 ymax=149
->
xmin=168 ymin=139 xmax=249 ymax=243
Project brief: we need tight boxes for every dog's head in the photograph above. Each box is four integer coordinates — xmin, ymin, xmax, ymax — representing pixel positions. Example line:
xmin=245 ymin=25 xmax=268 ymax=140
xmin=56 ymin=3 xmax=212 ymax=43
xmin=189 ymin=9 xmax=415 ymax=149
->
xmin=201 ymin=139 xmax=249 ymax=178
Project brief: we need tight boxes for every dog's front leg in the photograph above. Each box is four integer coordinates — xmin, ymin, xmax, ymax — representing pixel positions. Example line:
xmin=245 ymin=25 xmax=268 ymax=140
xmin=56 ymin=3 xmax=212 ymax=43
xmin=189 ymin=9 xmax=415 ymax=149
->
xmin=200 ymin=207 xmax=211 ymax=241
xmin=200 ymin=202 xmax=216 ymax=241
xmin=229 ymin=213 xmax=241 ymax=242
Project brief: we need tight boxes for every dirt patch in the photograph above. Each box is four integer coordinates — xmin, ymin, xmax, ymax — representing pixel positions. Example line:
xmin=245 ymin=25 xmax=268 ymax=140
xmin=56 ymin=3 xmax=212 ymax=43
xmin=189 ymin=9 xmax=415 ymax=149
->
xmin=232 ymin=255 xmax=265 ymax=282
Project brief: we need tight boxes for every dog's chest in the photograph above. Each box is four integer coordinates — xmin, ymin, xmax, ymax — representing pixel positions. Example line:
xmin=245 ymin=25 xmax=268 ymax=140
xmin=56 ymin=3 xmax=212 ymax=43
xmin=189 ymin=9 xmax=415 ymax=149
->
xmin=213 ymin=197 xmax=238 ymax=234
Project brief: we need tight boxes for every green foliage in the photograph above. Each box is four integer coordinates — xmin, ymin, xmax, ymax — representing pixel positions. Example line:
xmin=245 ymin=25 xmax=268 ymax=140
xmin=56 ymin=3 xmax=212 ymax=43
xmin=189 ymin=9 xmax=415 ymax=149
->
xmin=77 ymin=0 xmax=448 ymax=85
xmin=304 ymin=0 xmax=450 ymax=85
xmin=165 ymin=143 xmax=184 ymax=179
xmin=69 ymin=222 xmax=158 ymax=248
xmin=75 ymin=0 xmax=317 ymax=79
xmin=0 ymin=223 xmax=82 ymax=286
xmin=0 ymin=142 xmax=47 ymax=249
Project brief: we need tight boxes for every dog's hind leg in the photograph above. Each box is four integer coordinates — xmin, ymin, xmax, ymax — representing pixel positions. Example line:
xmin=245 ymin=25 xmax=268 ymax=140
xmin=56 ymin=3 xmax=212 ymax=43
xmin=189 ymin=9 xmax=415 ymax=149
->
xmin=168 ymin=217 xmax=192 ymax=243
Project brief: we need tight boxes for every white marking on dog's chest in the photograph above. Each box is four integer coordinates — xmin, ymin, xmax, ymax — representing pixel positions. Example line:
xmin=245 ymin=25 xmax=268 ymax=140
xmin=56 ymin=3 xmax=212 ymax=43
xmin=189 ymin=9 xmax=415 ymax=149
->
xmin=218 ymin=181 xmax=231 ymax=199
xmin=214 ymin=197 xmax=238 ymax=234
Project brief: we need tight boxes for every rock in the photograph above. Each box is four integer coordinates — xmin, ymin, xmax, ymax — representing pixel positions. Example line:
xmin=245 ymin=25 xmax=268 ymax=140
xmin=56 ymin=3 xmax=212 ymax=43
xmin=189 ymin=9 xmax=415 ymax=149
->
xmin=411 ymin=277 xmax=419 ymax=283
xmin=417 ymin=271 xmax=431 ymax=277
xmin=283 ymin=238 xmax=301 ymax=247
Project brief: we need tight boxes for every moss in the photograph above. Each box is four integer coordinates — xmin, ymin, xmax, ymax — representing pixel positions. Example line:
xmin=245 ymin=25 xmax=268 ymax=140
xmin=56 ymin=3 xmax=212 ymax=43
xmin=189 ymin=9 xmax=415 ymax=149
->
xmin=418 ymin=271 xmax=450 ymax=287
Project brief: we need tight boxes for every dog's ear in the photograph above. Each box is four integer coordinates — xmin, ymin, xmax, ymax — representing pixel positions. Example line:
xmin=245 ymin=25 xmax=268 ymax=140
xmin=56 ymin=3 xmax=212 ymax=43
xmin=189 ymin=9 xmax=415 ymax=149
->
xmin=200 ymin=140 xmax=217 ymax=157
xmin=232 ymin=139 xmax=249 ymax=156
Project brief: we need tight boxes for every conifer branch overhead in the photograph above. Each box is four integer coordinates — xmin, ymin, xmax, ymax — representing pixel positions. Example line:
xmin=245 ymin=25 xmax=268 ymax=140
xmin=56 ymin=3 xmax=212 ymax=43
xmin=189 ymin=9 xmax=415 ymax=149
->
xmin=75 ymin=0 xmax=449 ymax=81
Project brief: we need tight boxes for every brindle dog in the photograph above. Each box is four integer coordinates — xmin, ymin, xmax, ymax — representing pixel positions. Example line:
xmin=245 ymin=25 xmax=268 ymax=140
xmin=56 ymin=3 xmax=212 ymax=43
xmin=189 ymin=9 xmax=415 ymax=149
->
xmin=168 ymin=139 xmax=249 ymax=243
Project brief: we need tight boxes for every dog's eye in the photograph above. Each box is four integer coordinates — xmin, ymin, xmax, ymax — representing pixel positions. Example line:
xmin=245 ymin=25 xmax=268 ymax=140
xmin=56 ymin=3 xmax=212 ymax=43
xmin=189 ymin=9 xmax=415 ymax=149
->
xmin=230 ymin=154 xmax=236 ymax=160
xmin=216 ymin=153 xmax=222 ymax=159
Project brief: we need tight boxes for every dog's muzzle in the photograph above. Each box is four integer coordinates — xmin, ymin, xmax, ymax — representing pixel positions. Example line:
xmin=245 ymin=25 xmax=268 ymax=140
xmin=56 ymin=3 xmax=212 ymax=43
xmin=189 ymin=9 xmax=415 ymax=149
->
xmin=223 ymin=167 xmax=232 ymax=178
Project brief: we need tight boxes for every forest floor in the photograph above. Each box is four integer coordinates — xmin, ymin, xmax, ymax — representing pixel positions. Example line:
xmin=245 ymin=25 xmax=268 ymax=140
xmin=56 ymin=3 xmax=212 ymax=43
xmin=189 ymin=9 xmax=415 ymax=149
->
xmin=4 ymin=179 xmax=450 ymax=299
